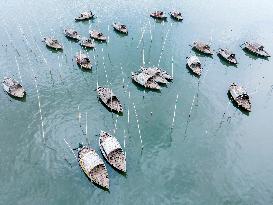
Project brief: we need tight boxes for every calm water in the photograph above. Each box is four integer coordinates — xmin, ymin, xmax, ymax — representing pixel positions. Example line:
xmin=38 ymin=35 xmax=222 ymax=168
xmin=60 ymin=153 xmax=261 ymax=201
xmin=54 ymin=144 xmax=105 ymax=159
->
xmin=1 ymin=0 xmax=273 ymax=204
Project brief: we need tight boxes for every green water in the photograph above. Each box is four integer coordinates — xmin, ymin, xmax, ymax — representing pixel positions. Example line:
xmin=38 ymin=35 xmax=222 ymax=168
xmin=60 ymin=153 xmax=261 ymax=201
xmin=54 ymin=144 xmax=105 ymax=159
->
xmin=1 ymin=0 xmax=273 ymax=204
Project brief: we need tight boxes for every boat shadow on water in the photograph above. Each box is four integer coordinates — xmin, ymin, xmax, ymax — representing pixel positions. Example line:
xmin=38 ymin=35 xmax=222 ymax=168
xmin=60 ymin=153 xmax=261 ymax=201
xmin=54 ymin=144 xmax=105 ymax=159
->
xmin=192 ymin=49 xmax=214 ymax=59
xmin=6 ymin=93 xmax=27 ymax=102
xmin=97 ymin=98 xmax=124 ymax=116
xmin=227 ymin=92 xmax=250 ymax=116
xmin=186 ymin=65 xmax=201 ymax=78
xmin=131 ymin=80 xmax=161 ymax=93
xmin=217 ymin=55 xmax=238 ymax=68
xmin=113 ymin=30 xmax=128 ymax=38
xmin=45 ymin=46 xmax=63 ymax=53
xmin=243 ymin=49 xmax=270 ymax=61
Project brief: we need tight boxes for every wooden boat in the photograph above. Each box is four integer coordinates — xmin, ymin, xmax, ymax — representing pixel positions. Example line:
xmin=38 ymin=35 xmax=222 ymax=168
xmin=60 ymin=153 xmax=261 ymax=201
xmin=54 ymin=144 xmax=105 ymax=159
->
xmin=97 ymin=87 xmax=123 ymax=113
xmin=193 ymin=41 xmax=213 ymax=55
xmin=150 ymin=11 xmax=167 ymax=20
xmin=80 ymin=37 xmax=95 ymax=48
xmin=77 ymin=145 xmax=109 ymax=189
xmin=218 ymin=49 xmax=237 ymax=64
xmin=242 ymin=42 xmax=270 ymax=58
xmin=43 ymin=37 xmax=63 ymax=50
xmin=99 ymin=131 xmax=126 ymax=172
xmin=75 ymin=11 xmax=94 ymax=21
xmin=169 ymin=11 xmax=183 ymax=21
xmin=2 ymin=77 xmax=25 ymax=98
xmin=64 ymin=28 xmax=81 ymax=41
xmin=112 ymin=23 xmax=128 ymax=34
xmin=131 ymin=72 xmax=160 ymax=90
xmin=229 ymin=83 xmax=251 ymax=112
xmin=89 ymin=30 xmax=107 ymax=41
xmin=140 ymin=67 xmax=172 ymax=84
xmin=75 ymin=52 xmax=92 ymax=70
xmin=186 ymin=56 xmax=202 ymax=76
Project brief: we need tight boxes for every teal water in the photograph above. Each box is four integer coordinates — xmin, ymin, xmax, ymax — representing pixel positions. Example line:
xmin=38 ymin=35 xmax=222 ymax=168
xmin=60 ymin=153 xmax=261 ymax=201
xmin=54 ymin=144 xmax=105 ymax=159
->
xmin=1 ymin=0 xmax=273 ymax=204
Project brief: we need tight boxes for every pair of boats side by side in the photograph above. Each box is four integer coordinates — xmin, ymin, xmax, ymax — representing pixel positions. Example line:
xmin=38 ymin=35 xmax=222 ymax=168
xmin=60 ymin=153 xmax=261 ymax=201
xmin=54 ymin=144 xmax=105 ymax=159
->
xmin=150 ymin=10 xmax=183 ymax=21
xmin=76 ymin=130 xmax=126 ymax=190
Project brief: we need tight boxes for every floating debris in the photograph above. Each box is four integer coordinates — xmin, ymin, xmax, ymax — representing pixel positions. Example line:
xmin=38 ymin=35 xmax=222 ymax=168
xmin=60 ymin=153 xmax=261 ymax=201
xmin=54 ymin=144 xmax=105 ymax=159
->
xmin=169 ymin=11 xmax=183 ymax=21
xmin=77 ymin=145 xmax=109 ymax=189
xmin=242 ymin=42 xmax=270 ymax=58
xmin=75 ymin=52 xmax=92 ymax=70
xmin=80 ymin=37 xmax=95 ymax=49
xmin=99 ymin=131 xmax=126 ymax=172
xmin=150 ymin=11 xmax=167 ymax=20
xmin=89 ymin=30 xmax=107 ymax=41
xmin=75 ymin=11 xmax=94 ymax=21
xmin=112 ymin=23 xmax=128 ymax=34
xmin=97 ymin=87 xmax=123 ymax=113
xmin=43 ymin=37 xmax=63 ymax=50
xmin=2 ymin=77 xmax=25 ymax=98
xmin=64 ymin=28 xmax=81 ymax=41
xmin=218 ymin=48 xmax=237 ymax=64
xmin=229 ymin=83 xmax=251 ymax=112
xmin=192 ymin=41 xmax=213 ymax=55
xmin=186 ymin=56 xmax=202 ymax=76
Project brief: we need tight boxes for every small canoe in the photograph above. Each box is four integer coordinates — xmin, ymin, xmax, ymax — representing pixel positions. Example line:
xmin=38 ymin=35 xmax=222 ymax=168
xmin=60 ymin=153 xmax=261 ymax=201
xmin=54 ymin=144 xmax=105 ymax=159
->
xmin=89 ymin=30 xmax=107 ymax=41
xmin=75 ymin=11 xmax=94 ymax=21
xmin=242 ymin=42 xmax=270 ymax=58
xmin=113 ymin=23 xmax=128 ymax=34
xmin=43 ymin=37 xmax=63 ymax=50
xmin=78 ymin=146 xmax=109 ymax=189
xmin=2 ymin=77 xmax=25 ymax=98
xmin=169 ymin=11 xmax=183 ymax=21
xmin=64 ymin=28 xmax=81 ymax=41
xmin=80 ymin=37 xmax=95 ymax=48
xmin=99 ymin=131 xmax=126 ymax=172
xmin=97 ymin=87 xmax=123 ymax=113
xmin=218 ymin=49 xmax=237 ymax=64
xmin=193 ymin=41 xmax=213 ymax=55
xmin=140 ymin=67 xmax=172 ymax=84
xmin=75 ymin=52 xmax=92 ymax=70
xmin=187 ymin=56 xmax=202 ymax=76
xmin=150 ymin=11 xmax=167 ymax=20
xmin=131 ymin=72 xmax=161 ymax=90
xmin=229 ymin=83 xmax=251 ymax=112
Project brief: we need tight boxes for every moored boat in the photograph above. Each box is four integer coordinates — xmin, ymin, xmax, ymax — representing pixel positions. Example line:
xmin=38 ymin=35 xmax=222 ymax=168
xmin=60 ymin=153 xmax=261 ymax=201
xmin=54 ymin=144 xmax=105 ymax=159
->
xmin=140 ymin=67 xmax=172 ymax=84
xmin=112 ymin=23 xmax=128 ymax=34
xmin=131 ymin=72 xmax=161 ymax=90
xmin=242 ymin=42 xmax=270 ymax=58
xmin=229 ymin=83 xmax=251 ymax=112
xmin=43 ymin=37 xmax=63 ymax=50
xmin=89 ymin=30 xmax=107 ymax=41
xmin=186 ymin=56 xmax=202 ymax=76
xmin=2 ymin=77 xmax=25 ymax=98
xmin=97 ymin=87 xmax=123 ymax=113
xmin=75 ymin=52 xmax=92 ymax=70
xmin=99 ymin=131 xmax=126 ymax=172
xmin=64 ymin=28 xmax=81 ymax=41
xmin=80 ymin=37 xmax=95 ymax=48
xmin=218 ymin=48 xmax=237 ymax=64
xmin=77 ymin=145 xmax=109 ymax=189
xmin=150 ymin=11 xmax=167 ymax=20
xmin=192 ymin=41 xmax=213 ymax=55
xmin=75 ymin=11 xmax=94 ymax=21
xmin=169 ymin=11 xmax=183 ymax=21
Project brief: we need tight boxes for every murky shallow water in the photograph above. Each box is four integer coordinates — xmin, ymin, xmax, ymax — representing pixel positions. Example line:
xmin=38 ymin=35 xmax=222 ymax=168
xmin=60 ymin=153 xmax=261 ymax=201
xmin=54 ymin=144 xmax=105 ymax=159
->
xmin=0 ymin=0 xmax=273 ymax=204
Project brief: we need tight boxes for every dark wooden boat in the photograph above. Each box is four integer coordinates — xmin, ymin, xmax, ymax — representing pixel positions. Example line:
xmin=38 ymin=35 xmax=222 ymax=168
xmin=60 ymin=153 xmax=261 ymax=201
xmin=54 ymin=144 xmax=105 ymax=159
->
xmin=193 ymin=41 xmax=213 ymax=55
xmin=99 ymin=131 xmax=126 ymax=172
xmin=112 ymin=23 xmax=128 ymax=34
xmin=186 ymin=56 xmax=202 ymax=76
xmin=150 ymin=11 xmax=167 ymax=20
xmin=218 ymin=49 xmax=237 ymax=64
xmin=242 ymin=42 xmax=270 ymax=58
xmin=80 ymin=37 xmax=95 ymax=48
xmin=169 ymin=11 xmax=183 ymax=21
xmin=64 ymin=28 xmax=81 ymax=41
xmin=89 ymin=30 xmax=107 ymax=41
xmin=75 ymin=11 xmax=94 ymax=21
xmin=131 ymin=72 xmax=160 ymax=90
xmin=43 ymin=37 xmax=63 ymax=50
xmin=229 ymin=83 xmax=251 ymax=112
xmin=2 ymin=77 xmax=25 ymax=98
xmin=97 ymin=87 xmax=123 ymax=113
xmin=75 ymin=52 xmax=92 ymax=70
xmin=77 ymin=145 xmax=109 ymax=189
xmin=140 ymin=67 xmax=172 ymax=84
